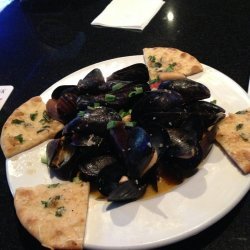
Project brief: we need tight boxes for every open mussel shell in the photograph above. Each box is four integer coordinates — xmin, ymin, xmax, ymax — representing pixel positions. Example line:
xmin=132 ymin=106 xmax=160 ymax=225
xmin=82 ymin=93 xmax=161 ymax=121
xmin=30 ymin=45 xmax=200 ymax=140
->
xmin=108 ymin=179 xmax=147 ymax=202
xmin=158 ymin=79 xmax=210 ymax=102
xmin=106 ymin=63 xmax=149 ymax=83
xmin=46 ymin=138 xmax=79 ymax=179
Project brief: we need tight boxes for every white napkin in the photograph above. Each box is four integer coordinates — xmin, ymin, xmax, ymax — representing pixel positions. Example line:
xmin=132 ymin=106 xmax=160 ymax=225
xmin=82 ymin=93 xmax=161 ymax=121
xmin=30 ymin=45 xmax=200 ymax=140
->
xmin=91 ymin=0 xmax=165 ymax=30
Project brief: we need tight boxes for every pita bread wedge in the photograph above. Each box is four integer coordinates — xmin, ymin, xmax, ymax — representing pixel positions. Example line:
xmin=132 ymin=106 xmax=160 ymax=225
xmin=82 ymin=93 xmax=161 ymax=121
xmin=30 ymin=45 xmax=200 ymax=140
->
xmin=1 ymin=96 xmax=64 ymax=158
xmin=14 ymin=181 xmax=90 ymax=249
xmin=216 ymin=109 xmax=250 ymax=174
xmin=143 ymin=47 xmax=203 ymax=80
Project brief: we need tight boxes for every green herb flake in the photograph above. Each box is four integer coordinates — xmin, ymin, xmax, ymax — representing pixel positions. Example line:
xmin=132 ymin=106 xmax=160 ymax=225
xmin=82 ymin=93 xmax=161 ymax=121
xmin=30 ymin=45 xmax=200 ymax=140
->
xmin=119 ymin=109 xmax=132 ymax=118
xmin=11 ymin=119 xmax=25 ymax=125
xmin=240 ymin=133 xmax=248 ymax=142
xmin=39 ymin=111 xmax=52 ymax=125
xmin=77 ymin=111 xmax=85 ymax=117
xmin=14 ymin=134 xmax=24 ymax=144
xmin=41 ymin=195 xmax=61 ymax=208
xmin=112 ymin=83 xmax=124 ymax=92
xmin=165 ymin=62 xmax=177 ymax=72
xmin=107 ymin=120 xmax=119 ymax=130
xmin=41 ymin=200 xmax=49 ymax=208
xmin=148 ymin=78 xmax=159 ymax=85
xmin=94 ymin=102 xmax=100 ymax=108
xmin=236 ymin=110 xmax=248 ymax=115
xmin=37 ymin=125 xmax=50 ymax=134
xmin=154 ymin=62 xmax=162 ymax=68
xmin=236 ymin=123 xmax=244 ymax=131
xmin=125 ymin=121 xmax=137 ymax=128
xmin=30 ymin=111 xmax=38 ymax=121
xmin=148 ymin=55 xmax=156 ymax=63
xmin=47 ymin=183 xmax=60 ymax=188
xmin=55 ymin=206 xmax=66 ymax=217
xmin=210 ymin=100 xmax=217 ymax=104
xmin=128 ymin=87 xmax=144 ymax=98
xmin=105 ymin=94 xmax=116 ymax=102
xmin=41 ymin=154 xmax=48 ymax=164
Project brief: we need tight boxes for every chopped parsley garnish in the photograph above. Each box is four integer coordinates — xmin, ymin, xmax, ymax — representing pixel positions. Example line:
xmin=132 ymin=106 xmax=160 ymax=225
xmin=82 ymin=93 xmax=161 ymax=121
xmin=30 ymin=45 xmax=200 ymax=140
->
xmin=148 ymin=78 xmax=159 ymax=85
xmin=30 ymin=111 xmax=38 ymax=121
xmin=236 ymin=123 xmax=243 ymax=131
xmin=55 ymin=206 xmax=66 ymax=217
xmin=236 ymin=110 xmax=248 ymax=115
xmin=210 ymin=100 xmax=217 ymax=104
xmin=41 ymin=154 xmax=48 ymax=164
xmin=105 ymin=94 xmax=116 ymax=102
xmin=39 ymin=111 xmax=52 ymax=125
xmin=112 ymin=82 xmax=124 ymax=92
xmin=148 ymin=55 xmax=156 ymax=63
xmin=154 ymin=62 xmax=162 ymax=68
xmin=125 ymin=121 xmax=137 ymax=127
xmin=12 ymin=119 xmax=25 ymax=125
xmin=14 ymin=134 xmax=24 ymax=143
xmin=165 ymin=62 xmax=177 ymax=72
xmin=119 ymin=109 xmax=132 ymax=118
xmin=128 ymin=87 xmax=144 ymax=98
xmin=78 ymin=111 xmax=85 ymax=117
xmin=107 ymin=120 xmax=119 ymax=129
xmin=240 ymin=133 xmax=248 ymax=142
xmin=41 ymin=195 xmax=61 ymax=208
xmin=148 ymin=55 xmax=162 ymax=68
xmin=37 ymin=125 xmax=50 ymax=134
xmin=47 ymin=183 xmax=60 ymax=188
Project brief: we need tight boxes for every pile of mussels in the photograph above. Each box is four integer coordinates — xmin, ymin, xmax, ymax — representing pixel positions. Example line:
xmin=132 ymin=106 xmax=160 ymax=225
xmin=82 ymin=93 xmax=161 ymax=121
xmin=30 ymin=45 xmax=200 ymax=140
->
xmin=45 ymin=63 xmax=225 ymax=202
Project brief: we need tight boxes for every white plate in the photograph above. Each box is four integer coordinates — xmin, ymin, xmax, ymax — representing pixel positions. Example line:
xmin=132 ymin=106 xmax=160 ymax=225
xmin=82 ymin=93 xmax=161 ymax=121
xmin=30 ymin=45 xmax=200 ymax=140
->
xmin=6 ymin=56 xmax=250 ymax=249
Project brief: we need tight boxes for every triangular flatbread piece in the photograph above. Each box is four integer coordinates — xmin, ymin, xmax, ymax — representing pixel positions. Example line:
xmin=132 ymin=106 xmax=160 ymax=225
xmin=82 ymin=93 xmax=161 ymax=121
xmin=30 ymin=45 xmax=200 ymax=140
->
xmin=1 ymin=96 xmax=64 ymax=158
xmin=143 ymin=47 xmax=203 ymax=80
xmin=216 ymin=109 xmax=250 ymax=174
xmin=14 ymin=182 xmax=90 ymax=249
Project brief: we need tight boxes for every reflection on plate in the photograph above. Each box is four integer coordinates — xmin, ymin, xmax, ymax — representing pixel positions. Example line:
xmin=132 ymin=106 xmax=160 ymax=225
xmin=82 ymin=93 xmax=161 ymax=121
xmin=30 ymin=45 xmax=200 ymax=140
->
xmin=6 ymin=56 xmax=250 ymax=249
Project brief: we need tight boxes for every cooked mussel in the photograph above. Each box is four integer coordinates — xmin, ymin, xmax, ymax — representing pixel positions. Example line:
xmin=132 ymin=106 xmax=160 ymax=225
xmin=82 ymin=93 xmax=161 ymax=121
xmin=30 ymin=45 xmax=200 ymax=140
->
xmin=77 ymin=68 xmax=106 ymax=94
xmin=107 ymin=63 xmax=149 ymax=83
xmin=79 ymin=155 xmax=117 ymax=181
xmin=63 ymin=106 xmax=121 ymax=136
xmin=158 ymin=79 xmax=210 ymax=102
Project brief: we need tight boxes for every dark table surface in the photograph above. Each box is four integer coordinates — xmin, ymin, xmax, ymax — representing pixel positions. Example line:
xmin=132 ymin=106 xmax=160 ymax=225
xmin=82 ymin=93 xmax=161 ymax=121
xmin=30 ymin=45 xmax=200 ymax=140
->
xmin=0 ymin=0 xmax=249 ymax=249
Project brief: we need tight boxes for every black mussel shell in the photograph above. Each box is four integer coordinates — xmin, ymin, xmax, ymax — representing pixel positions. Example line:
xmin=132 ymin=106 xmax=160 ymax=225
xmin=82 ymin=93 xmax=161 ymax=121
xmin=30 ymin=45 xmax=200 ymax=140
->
xmin=51 ymin=85 xmax=80 ymax=99
xmin=142 ymin=122 xmax=171 ymax=158
xmin=77 ymin=68 xmax=106 ymax=94
xmin=158 ymin=79 xmax=210 ymax=102
xmin=79 ymin=155 xmax=117 ymax=181
xmin=107 ymin=63 xmax=149 ymax=83
xmin=109 ymin=123 xmax=129 ymax=161
xmin=127 ymin=127 xmax=154 ymax=179
xmin=186 ymin=101 xmax=225 ymax=128
xmin=108 ymin=179 xmax=147 ymax=202
xmin=46 ymin=92 xmax=78 ymax=123
xmin=166 ymin=128 xmax=200 ymax=160
xmin=97 ymin=162 xmax=126 ymax=196
xmin=46 ymin=138 xmax=80 ymax=179
xmin=131 ymin=89 xmax=184 ymax=122
xmin=63 ymin=106 xmax=121 ymax=136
